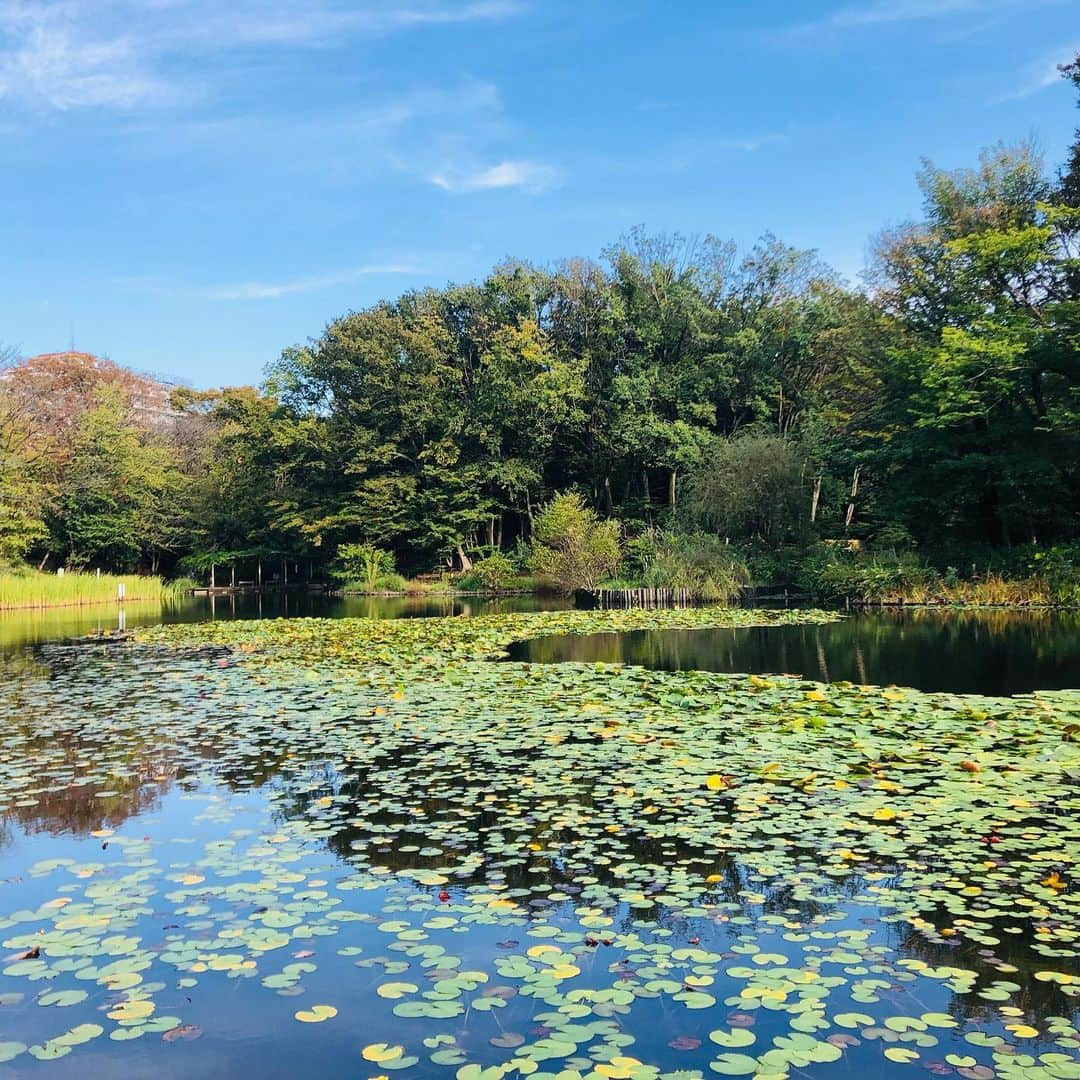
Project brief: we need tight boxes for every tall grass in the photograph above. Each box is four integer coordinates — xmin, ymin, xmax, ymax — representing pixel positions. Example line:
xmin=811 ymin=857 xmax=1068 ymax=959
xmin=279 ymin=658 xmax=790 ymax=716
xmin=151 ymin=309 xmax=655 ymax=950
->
xmin=796 ymin=546 xmax=1077 ymax=606
xmin=0 ymin=571 xmax=174 ymax=611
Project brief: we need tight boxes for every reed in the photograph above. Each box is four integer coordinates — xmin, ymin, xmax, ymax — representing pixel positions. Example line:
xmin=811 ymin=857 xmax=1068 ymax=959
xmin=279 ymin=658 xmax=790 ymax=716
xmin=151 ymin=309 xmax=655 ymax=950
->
xmin=0 ymin=571 xmax=172 ymax=611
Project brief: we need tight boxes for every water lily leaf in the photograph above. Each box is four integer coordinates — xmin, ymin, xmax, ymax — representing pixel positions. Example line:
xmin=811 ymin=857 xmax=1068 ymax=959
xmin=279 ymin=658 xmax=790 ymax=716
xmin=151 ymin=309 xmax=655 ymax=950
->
xmin=294 ymin=1004 xmax=337 ymax=1023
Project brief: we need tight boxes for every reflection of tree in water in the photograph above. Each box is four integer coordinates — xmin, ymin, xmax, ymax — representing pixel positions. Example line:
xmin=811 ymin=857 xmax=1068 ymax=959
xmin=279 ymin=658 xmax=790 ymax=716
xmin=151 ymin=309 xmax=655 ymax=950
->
xmin=2 ymin=633 xmax=1077 ymax=1032
xmin=0 ymin=722 xmax=174 ymax=841
xmin=0 ymin=643 xmax=225 ymax=841
xmin=263 ymin=759 xmax=1080 ymax=1028
xmin=511 ymin=609 xmax=1080 ymax=694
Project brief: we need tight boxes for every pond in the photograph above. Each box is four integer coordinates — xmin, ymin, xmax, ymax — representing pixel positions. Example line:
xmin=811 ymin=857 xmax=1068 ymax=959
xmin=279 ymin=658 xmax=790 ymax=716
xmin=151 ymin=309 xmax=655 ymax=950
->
xmin=0 ymin=592 xmax=569 ymax=652
xmin=506 ymin=608 xmax=1080 ymax=695
xmin=0 ymin=605 xmax=1076 ymax=1079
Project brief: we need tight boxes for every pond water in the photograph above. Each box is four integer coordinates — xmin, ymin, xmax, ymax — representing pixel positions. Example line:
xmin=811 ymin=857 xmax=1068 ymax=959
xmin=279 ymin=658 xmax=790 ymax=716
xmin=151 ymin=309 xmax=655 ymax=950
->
xmin=0 ymin=592 xmax=568 ymax=652
xmin=507 ymin=608 xmax=1080 ymax=695
xmin=0 ymin=604 xmax=1076 ymax=1078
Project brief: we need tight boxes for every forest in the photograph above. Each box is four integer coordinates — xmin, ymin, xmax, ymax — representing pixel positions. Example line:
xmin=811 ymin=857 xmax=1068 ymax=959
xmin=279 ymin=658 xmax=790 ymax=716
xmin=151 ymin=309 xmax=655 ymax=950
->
xmin=2 ymin=58 xmax=1079 ymax=603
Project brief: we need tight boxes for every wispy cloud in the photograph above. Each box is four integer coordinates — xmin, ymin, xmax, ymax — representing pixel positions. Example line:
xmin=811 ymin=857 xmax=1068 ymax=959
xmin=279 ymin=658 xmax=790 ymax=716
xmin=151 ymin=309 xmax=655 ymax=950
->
xmin=430 ymin=159 xmax=559 ymax=193
xmin=123 ymin=264 xmax=421 ymax=303
xmin=208 ymin=264 xmax=422 ymax=301
xmin=821 ymin=0 xmax=982 ymax=28
xmin=353 ymin=81 xmax=501 ymax=133
xmin=791 ymin=0 xmax=1043 ymax=35
xmin=0 ymin=1 xmax=524 ymax=111
xmin=994 ymin=44 xmax=1080 ymax=103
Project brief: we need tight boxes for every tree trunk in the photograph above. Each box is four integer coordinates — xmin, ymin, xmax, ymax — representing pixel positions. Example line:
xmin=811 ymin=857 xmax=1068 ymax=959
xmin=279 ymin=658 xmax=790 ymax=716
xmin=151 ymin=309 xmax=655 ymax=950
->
xmin=668 ymin=470 xmax=677 ymax=508
xmin=37 ymin=551 xmax=51 ymax=571
xmin=457 ymin=544 xmax=473 ymax=572
xmin=487 ymin=516 xmax=495 ymax=547
xmin=844 ymin=466 xmax=862 ymax=530
xmin=211 ymin=563 xmax=216 ymax=589
xmin=810 ymin=476 xmax=822 ymax=524
xmin=603 ymin=475 xmax=614 ymax=515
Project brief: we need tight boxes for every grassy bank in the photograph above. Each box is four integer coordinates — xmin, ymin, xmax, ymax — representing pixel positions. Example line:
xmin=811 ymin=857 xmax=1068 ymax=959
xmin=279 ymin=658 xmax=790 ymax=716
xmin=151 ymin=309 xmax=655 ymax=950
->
xmin=791 ymin=545 xmax=1080 ymax=607
xmin=338 ymin=572 xmax=544 ymax=596
xmin=0 ymin=570 xmax=183 ymax=611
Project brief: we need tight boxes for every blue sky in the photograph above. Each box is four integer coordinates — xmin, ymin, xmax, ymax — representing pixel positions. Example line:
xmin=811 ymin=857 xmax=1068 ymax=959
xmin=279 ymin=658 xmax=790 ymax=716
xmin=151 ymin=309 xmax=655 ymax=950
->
xmin=1 ymin=0 xmax=1077 ymax=388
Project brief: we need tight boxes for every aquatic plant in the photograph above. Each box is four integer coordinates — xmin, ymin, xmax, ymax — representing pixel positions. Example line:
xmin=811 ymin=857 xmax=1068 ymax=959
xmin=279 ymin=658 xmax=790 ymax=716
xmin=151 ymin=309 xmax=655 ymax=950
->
xmin=0 ymin=606 xmax=1076 ymax=1077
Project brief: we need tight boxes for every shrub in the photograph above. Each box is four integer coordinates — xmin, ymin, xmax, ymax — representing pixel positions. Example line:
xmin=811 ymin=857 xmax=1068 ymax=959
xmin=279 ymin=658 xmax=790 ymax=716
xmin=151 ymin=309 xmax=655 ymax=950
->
xmin=164 ymin=577 xmax=198 ymax=600
xmin=622 ymin=531 xmax=660 ymax=581
xmin=531 ymin=493 xmax=621 ymax=594
xmin=333 ymin=544 xmax=395 ymax=593
xmin=1031 ymin=544 xmax=1080 ymax=604
xmin=643 ymin=533 xmax=750 ymax=603
xmin=374 ymin=572 xmax=408 ymax=592
xmin=470 ymin=553 xmax=515 ymax=591
xmin=796 ymin=547 xmax=940 ymax=603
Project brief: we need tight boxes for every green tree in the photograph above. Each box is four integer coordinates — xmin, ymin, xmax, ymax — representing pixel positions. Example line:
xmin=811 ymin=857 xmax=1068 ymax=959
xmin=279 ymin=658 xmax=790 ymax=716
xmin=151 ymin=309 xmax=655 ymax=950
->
xmin=48 ymin=388 xmax=182 ymax=569
xmin=869 ymin=142 xmax=1080 ymax=545
xmin=681 ymin=433 xmax=809 ymax=545
xmin=531 ymin=492 xmax=620 ymax=593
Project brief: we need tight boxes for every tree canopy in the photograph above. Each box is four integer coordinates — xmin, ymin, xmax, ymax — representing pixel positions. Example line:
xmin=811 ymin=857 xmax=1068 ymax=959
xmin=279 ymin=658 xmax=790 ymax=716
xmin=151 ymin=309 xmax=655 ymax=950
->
xmin=2 ymin=58 xmax=1078 ymax=577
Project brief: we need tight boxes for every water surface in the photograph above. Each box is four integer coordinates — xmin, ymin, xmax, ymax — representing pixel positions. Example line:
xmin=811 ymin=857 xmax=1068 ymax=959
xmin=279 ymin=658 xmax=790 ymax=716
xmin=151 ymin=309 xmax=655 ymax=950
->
xmin=507 ymin=607 xmax=1080 ymax=694
xmin=0 ymin=604 xmax=1076 ymax=1077
xmin=0 ymin=592 xmax=567 ymax=652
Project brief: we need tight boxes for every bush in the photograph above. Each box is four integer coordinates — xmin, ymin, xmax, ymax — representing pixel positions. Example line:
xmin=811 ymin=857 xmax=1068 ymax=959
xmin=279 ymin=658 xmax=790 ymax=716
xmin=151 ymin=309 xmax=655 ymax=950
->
xmin=469 ymin=553 xmax=515 ymax=590
xmin=333 ymin=543 xmax=395 ymax=593
xmin=1030 ymin=544 xmax=1080 ymax=604
xmin=622 ymin=531 xmax=660 ymax=581
xmin=374 ymin=572 xmax=408 ymax=592
xmin=531 ymin=493 xmax=621 ymax=594
xmin=643 ymin=533 xmax=750 ymax=602
xmin=797 ymin=547 xmax=940 ymax=603
xmin=164 ymin=577 xmax=198 ymax=600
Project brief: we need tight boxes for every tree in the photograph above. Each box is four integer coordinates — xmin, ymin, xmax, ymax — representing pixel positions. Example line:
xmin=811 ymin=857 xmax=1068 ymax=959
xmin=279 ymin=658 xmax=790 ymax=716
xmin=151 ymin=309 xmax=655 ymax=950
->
xmin=868 ymin=142 xmax=1080 ymax=545
xmin=47 ymin=387 xmax=181 ymax=569
xmin=682 ymin=434 xmax=809 ymax=544
xmin=1058 ymin=51 xmax=1080 ymax=209
xmin=531 ymin=492 xmax=620 ymax=593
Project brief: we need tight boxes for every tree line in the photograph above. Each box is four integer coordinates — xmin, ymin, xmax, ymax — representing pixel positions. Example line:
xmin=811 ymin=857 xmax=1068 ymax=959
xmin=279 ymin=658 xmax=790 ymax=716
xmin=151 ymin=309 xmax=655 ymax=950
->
xmin=2 ymin=59 xmax=1078 ymax=583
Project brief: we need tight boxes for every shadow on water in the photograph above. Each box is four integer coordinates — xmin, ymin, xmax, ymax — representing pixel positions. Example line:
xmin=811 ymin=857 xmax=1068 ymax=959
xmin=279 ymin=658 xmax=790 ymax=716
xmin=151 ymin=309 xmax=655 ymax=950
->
xmin=506 ymin=607 xmax=1080 ymax=694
